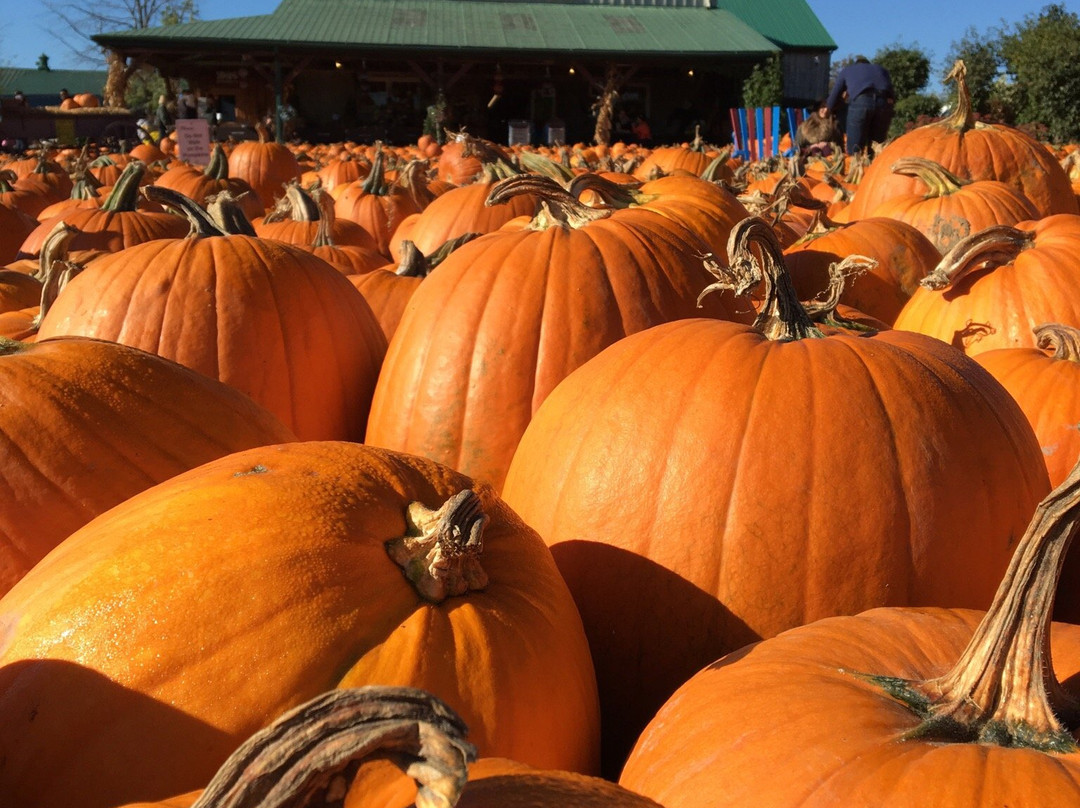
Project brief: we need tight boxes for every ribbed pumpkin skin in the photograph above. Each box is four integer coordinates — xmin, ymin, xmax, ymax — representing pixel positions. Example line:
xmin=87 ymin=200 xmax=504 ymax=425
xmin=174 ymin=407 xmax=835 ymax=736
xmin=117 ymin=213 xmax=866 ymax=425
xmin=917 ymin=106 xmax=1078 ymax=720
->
xmin=847 ymin=122 xmax=1078 ymax=219
xmin=0 ymin=336 xmax=296 ymax=596
xmin=783 ymin=217 xmax=941 ymax=325
xmin=619 ymin=608 xmax=1080 ymax=807
xmin=348 ymin=268 xmax=422 ymax=343
xmin=866 ymin=178 xmax=1040 ymax=255
xmin=894 ymin=214 xmax=1080 ymax=356
xmin=501 ymin=318 xmax=1049 ymax=775
xmin=36 ymin=236 xmax=387 ymax=442
xmin=0 ymin=442 xmax=600 ymax=808
xmin=365 ymin=211 xmax=741 ymax=491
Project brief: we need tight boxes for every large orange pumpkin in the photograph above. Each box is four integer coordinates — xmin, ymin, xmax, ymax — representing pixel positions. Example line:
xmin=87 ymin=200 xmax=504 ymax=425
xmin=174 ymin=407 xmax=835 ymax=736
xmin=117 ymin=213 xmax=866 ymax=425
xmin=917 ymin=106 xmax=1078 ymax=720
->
xmin=782 ymin=214 xmax=941 ymax=324
xmin=500 ymin=217 xmax=1050 ymax=776
xmin=894 ymin=215 xmax=1080 ymax=356
xmin=864 ymin=156 xmax=1040 ymax=255
xmin=365 ymin=175 xmax=748 ymax=491
xmin=0 ymin=441 xmax=600 ymax=808
xmin=36 ymin=188 xmax=387 ymax=442
xmin=226 ymin=125 xmax=301 ymax=211
xmin=620 ymin=459 xmax=1080 ymax=807
xmin=0 ymin=335 xmax=295 ymax=596
xmin=847 ymin=61 xmax=1078 ymax=219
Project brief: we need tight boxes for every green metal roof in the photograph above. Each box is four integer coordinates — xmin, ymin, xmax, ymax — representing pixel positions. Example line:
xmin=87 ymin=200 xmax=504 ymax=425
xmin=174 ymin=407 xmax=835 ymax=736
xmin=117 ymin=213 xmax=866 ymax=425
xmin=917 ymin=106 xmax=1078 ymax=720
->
xmin=713 ymin=0 xmax=835 ymax=49
xmin=0 ymin=68 xmax=109 ymax=97
xmin=94 ymin=0 xmax=807 ymax=57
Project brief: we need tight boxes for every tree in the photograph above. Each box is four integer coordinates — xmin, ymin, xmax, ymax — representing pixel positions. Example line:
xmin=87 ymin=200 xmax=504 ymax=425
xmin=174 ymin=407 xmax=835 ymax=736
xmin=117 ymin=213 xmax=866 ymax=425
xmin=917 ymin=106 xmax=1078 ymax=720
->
xmin=998 ymin=3 xmax=1080 ymax=142
xmin=945 ymin=27 xmax=1002 ymax=114
xmin=741 ymin=54 xmax=782 ymax=108
xmin=44 ymin=0 xmax=198 ymax=67
xmin=871 ymin=44 xmax=941 ymax=138
xmin=873 ymin=45 xmax=930 ymax=100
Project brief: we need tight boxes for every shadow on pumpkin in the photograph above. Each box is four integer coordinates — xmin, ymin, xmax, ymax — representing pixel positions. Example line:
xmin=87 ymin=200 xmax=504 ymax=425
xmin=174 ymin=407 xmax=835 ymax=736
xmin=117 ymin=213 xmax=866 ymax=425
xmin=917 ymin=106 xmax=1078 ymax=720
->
xmin=0 ymin=659 xmax=233 ymax=808
xmin=549 ymin=540 xmax=756 ymax=781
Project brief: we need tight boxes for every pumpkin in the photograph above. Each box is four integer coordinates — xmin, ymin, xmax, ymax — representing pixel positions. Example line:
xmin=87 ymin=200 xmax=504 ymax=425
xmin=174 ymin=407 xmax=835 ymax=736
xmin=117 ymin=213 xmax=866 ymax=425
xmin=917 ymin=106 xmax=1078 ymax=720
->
xmin=847 ymin=61 xmax=1078 ymax=219
xmin=254 ymin=182 xmax=381 ymax=253
xmin=894 ymin=215 xmax=1080 ymax=356
xmin=154 ymin=144 xmax=264 ymax=221
xmin=36 ymin=188 xmax=387 ymax=442
xmin=18 ymin=160 xmax=188 ymax=258
xmin=0 ymin=335 xmax=296 ymax=596
xmin=226 ymin=124 xmax=302 ymax=211
xmin=0 ymin=441 xmax=600 ymax=808
xmin=620 ymin=457 xmax=1080 ymax=807
xmin=365 ymin=175 xmax=749 ymax=491
xmin=334 ymin=145 xmax=422 ymax=258
xmin=782 ymin=213 xmax=942 ymax=324
xmin=864 ymin=156 xmax=1040 ymax=254
xmin=500 ymin=217 xmax=1051 ymax=776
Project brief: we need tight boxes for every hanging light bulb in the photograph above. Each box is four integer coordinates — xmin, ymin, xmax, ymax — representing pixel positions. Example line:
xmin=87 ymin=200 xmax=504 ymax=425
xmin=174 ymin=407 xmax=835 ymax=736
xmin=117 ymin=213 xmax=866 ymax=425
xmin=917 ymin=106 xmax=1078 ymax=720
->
xmin=569 ymin=67 xmax=576 ymax=75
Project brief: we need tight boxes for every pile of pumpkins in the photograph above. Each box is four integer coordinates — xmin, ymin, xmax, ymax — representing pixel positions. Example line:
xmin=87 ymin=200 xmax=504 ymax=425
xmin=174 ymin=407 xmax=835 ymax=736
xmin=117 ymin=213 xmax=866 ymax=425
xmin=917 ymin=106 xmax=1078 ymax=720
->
xmin=5 ymin=60 xmax=1080 ymax=807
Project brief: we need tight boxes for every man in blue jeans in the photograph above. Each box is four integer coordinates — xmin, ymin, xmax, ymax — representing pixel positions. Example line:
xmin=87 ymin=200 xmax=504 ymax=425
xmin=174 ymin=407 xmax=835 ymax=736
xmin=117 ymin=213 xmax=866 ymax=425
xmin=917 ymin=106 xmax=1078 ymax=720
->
xmin=820 ymin=56 xmax=895 ymax=154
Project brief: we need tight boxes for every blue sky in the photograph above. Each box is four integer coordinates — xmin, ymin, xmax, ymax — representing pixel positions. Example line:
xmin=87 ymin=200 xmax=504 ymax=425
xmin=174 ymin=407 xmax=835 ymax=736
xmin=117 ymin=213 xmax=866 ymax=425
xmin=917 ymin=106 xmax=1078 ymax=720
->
xmin=2 ymin=0 xmax=1076 ymax=90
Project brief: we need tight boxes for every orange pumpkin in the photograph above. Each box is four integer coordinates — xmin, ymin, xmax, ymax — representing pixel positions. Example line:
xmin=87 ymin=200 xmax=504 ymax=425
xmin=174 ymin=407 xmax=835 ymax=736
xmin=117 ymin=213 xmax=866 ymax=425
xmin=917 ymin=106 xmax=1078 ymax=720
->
xmin=864 ymin=156 xmax=1040 ymax=254
xmin=0 ymin=335 xmax=296 ymax=596
xmin=894 ymin=215 xmax=1080 ymax=356
xmin=500 ymin=217 xmax=1050 ymax=776
xmin=0 ymin=442 xmax=600 ymax=808
xmin=847 ymin=62 xmax=1077 ymax=219
xmin=365 ymin=175 xmax=748 ymax=491
xmin=620 ymin=459 xmax=1080 ymax=807
xmin=226 ymin=125 xmax=301 ymax=211
xmin=36 ymin=188 xmax=387 ymax=442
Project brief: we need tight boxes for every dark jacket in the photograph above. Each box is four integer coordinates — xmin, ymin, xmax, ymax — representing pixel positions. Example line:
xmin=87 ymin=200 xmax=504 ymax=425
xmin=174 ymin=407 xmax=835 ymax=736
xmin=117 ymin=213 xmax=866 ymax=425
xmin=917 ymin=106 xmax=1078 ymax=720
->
xmin=824 ymin=61 xmax=894 ymax=114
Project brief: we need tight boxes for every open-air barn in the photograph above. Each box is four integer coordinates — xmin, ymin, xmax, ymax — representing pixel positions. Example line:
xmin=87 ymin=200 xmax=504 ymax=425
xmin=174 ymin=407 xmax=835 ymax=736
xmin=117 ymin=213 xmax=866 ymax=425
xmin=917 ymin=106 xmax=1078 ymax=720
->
xmin=92 ymin=0 xmax=836 ymax=145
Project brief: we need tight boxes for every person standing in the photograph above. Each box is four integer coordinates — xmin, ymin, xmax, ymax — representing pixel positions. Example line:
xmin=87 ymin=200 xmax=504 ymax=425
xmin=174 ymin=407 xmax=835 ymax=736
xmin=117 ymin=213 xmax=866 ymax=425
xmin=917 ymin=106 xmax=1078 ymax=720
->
xmin=820 ymin=55 xmax=894 ymax=155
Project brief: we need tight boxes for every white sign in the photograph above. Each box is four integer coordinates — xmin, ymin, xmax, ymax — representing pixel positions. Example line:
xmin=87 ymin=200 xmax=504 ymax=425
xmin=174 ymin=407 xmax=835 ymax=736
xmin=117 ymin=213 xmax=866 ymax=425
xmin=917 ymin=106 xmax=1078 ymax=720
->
xmin=174 ymin=118 xmax=211 ymax=166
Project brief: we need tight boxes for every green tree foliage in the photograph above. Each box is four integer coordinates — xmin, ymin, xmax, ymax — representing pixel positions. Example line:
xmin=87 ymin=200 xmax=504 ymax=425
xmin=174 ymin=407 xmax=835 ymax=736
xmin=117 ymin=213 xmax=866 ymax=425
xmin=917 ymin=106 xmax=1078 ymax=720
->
xmin=741 ymin=55 xmax=782 ymax=107
xmin=998 ymin=3 xmax=1080 ymax=142
xmin=873 ymin=45 xmax=930 ymax=100
xmin=891 ymin=94 xmax=943 ymax=137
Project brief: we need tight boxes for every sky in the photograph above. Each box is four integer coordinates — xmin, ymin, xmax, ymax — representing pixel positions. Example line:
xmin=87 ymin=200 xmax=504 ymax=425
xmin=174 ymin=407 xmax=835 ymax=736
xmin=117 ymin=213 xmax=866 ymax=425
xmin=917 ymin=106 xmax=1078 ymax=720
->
xmin=1 ymin=0 xmax=1076 ymax=90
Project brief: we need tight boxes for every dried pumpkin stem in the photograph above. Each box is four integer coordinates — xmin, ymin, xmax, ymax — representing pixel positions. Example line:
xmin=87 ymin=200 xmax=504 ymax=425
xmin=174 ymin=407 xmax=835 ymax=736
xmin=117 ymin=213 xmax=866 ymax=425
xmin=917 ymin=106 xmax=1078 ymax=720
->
xmin=143 ymin=185 xmax=229 ymax=237
xmin=943 ymin=60 xmax=977 ymax=132
xmin=699 ymin=216 xmax=824 ymax=342
xmin=99 ymin=159 xmax=147 ymax=213
xmin=386 ymin=489 xmax=490 ymax=604
xmin=190 ymin=686 xmax=476 ymax=808
xmin=920 ymin=225 xmax=1034 ymax=292
xmin=801 ymin=254 xmax=879 ymax=331
xmin=890 ymin=156 xmax=970 ymax=198
xmin=486 ymin=174 xmax=611 ymax=231
xmin=1035 ymin=323 xmax=1080 ymax=362
xmin=871 ymin=461 xmax=1080 ymax=751
xmin=566 ymin=173 xmax=643 ymax=208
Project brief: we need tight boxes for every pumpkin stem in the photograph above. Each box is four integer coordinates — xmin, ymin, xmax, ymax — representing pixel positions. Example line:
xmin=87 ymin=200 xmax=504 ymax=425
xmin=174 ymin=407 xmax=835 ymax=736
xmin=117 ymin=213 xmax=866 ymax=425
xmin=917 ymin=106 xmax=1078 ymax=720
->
xmin=865 ymin=460 xmax=1080 ymax=752
xmin=920 ymin=225 xmax=1034 ymax=292
xmin=566 ymin=173 xmax=642 ymax=209
xmin=143 ymin=185 xmax=229 ymax=237
xmin=262 ymin=182 xmax=321 ymax=223
xmin=800 ymin=254 xmax=879 ymax=331
xmin=189 ymin=686 xmax=476 ymax=808
xmin=310 ymin=187 xmax=338 ymax=248
xmin=32 ymin=221 xmax=84 ymax=327
xmin=699 ymin=216 xmax=824 ymax=342
xmin=487 ymin=175 xmax=611 ymax=231
xmin=385 ymin=489 xmax=490 ymax=604
xmin=397 ymin=159 xmax=437 ymax=209
xmin=205 ymin=144 xmax=230 ymax=181
xmin=890 ymin=156 xmax=971 ymax=198
xmin=100 ymin=159 xmax=147 ymax=213
xmin=1035 ymin=323 xmax=1080 ymax=362
xmin=943 ymin=60 xmax=978 ymax=132
xmin=360 ymin=143 xmax=389 ymax=196
xmin=206 ymin=191 xmax=258 ymax=237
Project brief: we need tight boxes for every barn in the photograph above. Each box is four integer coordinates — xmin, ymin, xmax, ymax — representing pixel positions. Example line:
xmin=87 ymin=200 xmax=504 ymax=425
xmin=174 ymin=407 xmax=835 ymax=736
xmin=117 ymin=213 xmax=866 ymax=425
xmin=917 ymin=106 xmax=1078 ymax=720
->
xmin=92 ymin=0 xmax=836 ymax=145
